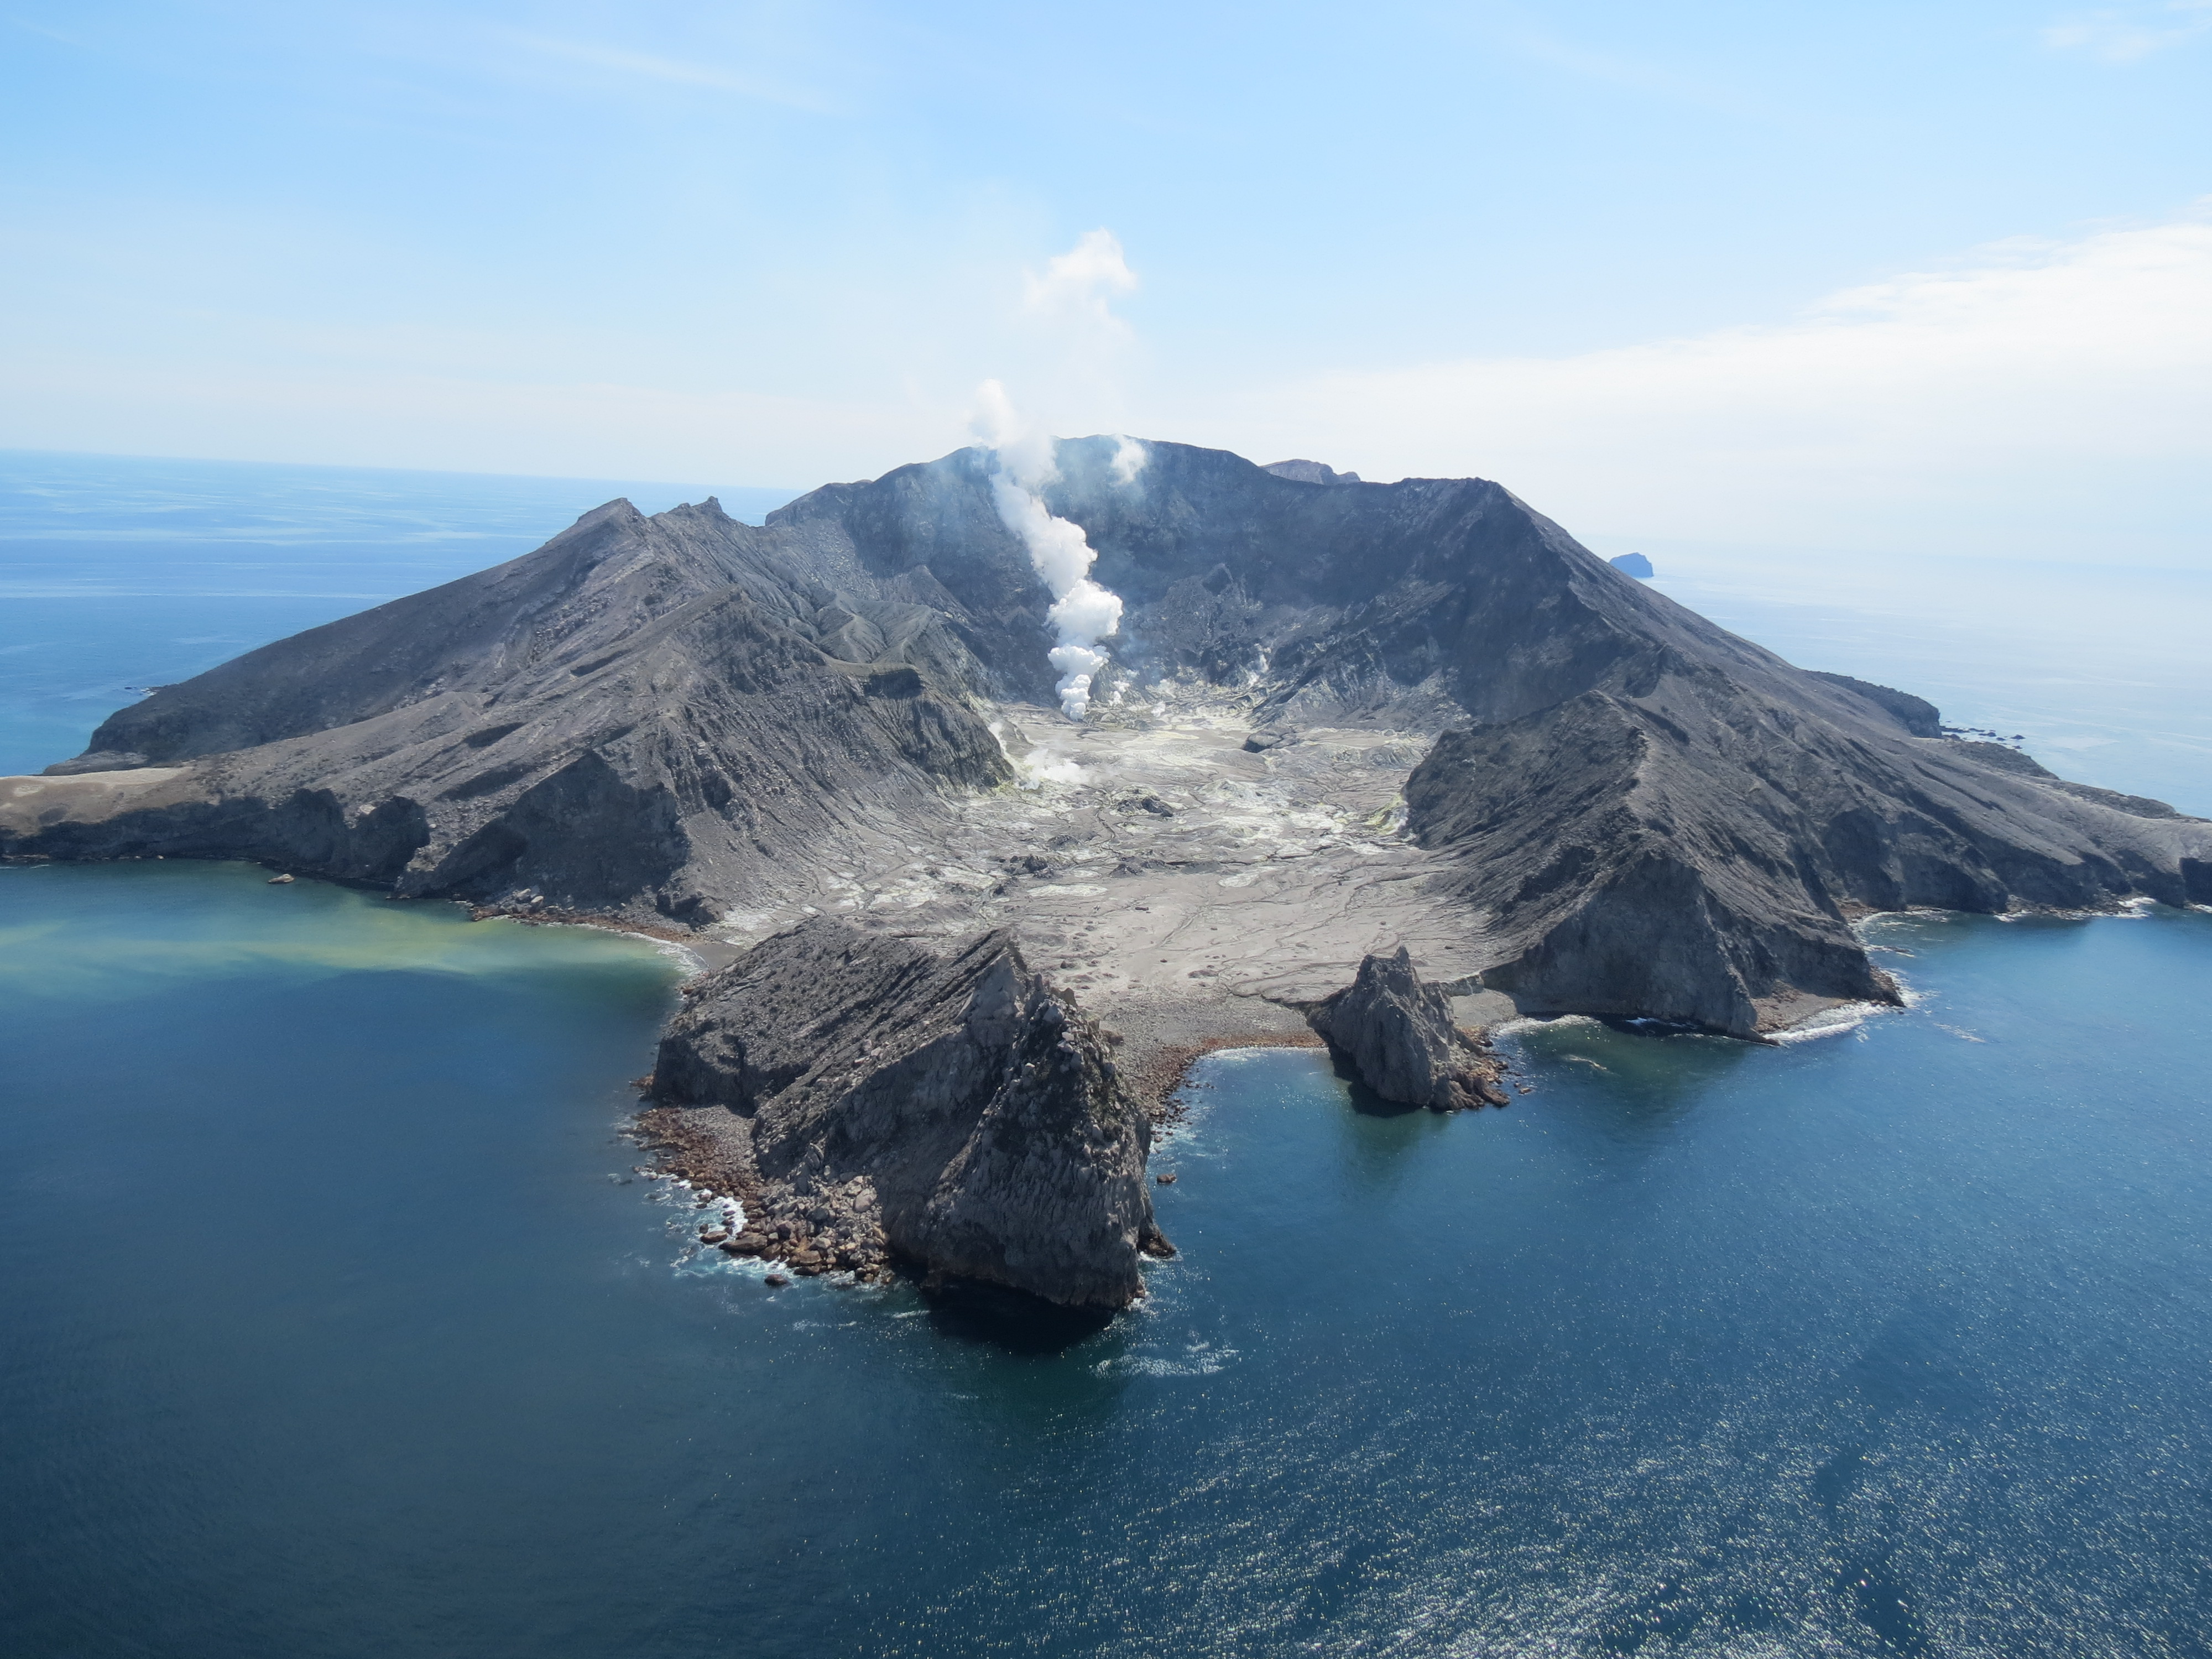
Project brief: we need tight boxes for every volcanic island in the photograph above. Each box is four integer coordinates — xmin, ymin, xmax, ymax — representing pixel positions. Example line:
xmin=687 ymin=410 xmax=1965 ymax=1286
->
xmin=8 ymin=440 xmax=2205 ymax=1308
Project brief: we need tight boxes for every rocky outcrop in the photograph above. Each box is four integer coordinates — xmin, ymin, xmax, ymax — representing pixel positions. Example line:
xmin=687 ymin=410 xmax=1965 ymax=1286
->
xmin=1307 ymin=948 xmax=1506 ymax=1110
xmin=1263 ymin=459 xmax=1362 ymax=486
xmin=1941 ymin=739 xmax=2188 ymax=819
xmin=1808 ymin=672 xmax=1940 ymax=739
xmin=640 ymin=918 xmax=1165 ymax=1308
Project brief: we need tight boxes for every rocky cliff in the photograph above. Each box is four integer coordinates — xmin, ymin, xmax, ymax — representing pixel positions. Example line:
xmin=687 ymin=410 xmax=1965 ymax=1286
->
xmin=1399 ymin=674 xmax=2210 ymax=1035
xmin=640 ymin=917 xmax=1164 ymax=1308
xmin=1307 ymin=948 xmax=1506 ymax=1110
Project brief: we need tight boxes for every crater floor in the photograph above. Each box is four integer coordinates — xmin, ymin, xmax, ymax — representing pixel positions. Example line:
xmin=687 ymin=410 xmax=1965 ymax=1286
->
xmin=700 ymin=682 xmax=1509 ymax=1081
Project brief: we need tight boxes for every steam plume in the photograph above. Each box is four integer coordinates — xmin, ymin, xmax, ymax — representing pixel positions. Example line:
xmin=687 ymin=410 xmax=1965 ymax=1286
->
xmin=971 ymin=380 xmax=1126 ymax=720
xmin=1022 ymin=229 xmax=1139 ymax=340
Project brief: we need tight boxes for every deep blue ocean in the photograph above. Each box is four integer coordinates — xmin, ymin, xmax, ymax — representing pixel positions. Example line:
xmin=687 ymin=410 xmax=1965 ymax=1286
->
xmin=4 ymin=452 xmax=2210 ymax=1657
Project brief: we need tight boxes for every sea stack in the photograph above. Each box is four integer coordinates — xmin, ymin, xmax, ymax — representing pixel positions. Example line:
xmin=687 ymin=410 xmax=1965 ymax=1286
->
xmin=1308 ymin=948 xmax=1507 ymax=1110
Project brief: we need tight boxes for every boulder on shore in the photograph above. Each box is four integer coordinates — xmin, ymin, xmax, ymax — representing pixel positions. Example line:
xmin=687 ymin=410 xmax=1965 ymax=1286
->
xmin=1308 ymin=948 xmax=1507 ymax=1111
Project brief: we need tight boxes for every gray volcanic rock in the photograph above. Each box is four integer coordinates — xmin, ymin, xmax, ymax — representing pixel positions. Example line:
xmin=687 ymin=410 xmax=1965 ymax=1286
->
xmin=1937 ymin=739 xmax=2185 ymax=818
xmin=11 ymin=435 xmax=2210 ymax=1046
xmin=793 ymin=440 xmax=2211 ymax=1032
xmin=6 ymin=498 xmax=1011 ymax=922
xmin=1808 ymin=671 xmax=1941 ymax=739
xmin=643 ymin=917 xmax=1163 ymax=1308
xmin=1402 ymin=684 xmax=2212 ymax=1035
xmin=1264 ymin=460 xmax=1362 ymax=486
xmin=42 ymin=750 xmax=152 ymax=775
xmin=1308 ymin=948 xmax=1506 ymax=1110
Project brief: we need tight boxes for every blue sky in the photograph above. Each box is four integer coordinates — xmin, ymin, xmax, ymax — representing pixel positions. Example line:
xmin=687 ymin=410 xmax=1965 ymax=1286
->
xmin=3 ymin=1 xmax=2208 ymax=563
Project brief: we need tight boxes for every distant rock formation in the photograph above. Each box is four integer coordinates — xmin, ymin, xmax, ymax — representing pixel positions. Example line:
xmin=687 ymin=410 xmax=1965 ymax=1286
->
xmin=641 ymin=918 xmax=1165 ymax=1308
xmin=1608 ymin=552 xmax=1654 ymax=578
xmin=1264 ymin=460 xmax=1361 ymax=486
xmin=1308 ymin=948 xmax=1506 ymax=1110
xmin=43 ymin=750 xmax=152 ymax=776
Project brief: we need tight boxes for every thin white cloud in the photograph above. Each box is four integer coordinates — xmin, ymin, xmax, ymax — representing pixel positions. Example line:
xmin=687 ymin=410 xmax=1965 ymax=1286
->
xmin=2043 ymin=0 xmax=2212 ymax=61
xmin=4 ymin=14 xmax=84 ymax=46
xmin=1204 ymin=206 xmax=2212 ymax=564
xmin=1503 ymin=29 xmax=1765 ymax=117
xmin=498 ymin=31 xmax=841 ymax=114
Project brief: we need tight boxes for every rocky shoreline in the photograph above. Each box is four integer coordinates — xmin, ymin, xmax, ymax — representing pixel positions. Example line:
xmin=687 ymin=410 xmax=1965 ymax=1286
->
xmin=634 ymin=1104 xmax=897 ymax=1284
xmin=637 ymin=917 xmax=1168 ymax=1308
xmin=1127 ymin=1029 xmax=1326 ymax=1126
xmin=629 ymin=936 xmax=1519 ymax=1296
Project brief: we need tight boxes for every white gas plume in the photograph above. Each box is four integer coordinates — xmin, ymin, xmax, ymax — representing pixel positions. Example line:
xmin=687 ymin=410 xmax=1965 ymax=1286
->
xmin=1022 ymin=229 xmax=1139 ymax=340
xmin=1111 ymin=435 xmax=1148 ymax=485
xmin=971 ymin=379 xmax=1125 ymax=720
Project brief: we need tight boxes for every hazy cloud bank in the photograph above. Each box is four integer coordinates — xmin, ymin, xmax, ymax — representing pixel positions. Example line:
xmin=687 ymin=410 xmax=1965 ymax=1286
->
xmin=1211 ymin=206 xmax=2212 ymax=565
xmin=2043 ymin=1 xmax=2212 ymax=62
xmin=9 ymin=196 xmax=2209 ymax=572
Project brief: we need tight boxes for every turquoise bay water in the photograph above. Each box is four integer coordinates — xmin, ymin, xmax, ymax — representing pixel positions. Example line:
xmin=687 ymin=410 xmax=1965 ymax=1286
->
xmin=4 ymin=455 xmax=2211 ymax=1656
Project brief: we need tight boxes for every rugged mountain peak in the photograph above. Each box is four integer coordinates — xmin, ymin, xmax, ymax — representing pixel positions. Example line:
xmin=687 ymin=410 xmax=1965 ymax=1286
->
xmin=644 ymin=917 xmax=1163 ymax=1308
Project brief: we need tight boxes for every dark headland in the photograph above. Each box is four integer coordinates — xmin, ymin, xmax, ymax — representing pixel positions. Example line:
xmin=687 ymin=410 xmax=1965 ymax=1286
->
xmin=7 ymin=438 xmax=2208 ymax=1307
